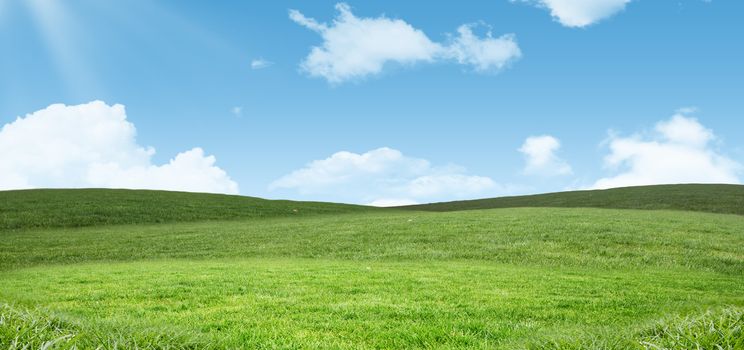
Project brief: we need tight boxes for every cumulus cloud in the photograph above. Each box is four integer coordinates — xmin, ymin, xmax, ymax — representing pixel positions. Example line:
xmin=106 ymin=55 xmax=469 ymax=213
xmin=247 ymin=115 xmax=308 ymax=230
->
xmin=519 ymin=135 xmax=572 ymax=176
xmin=270 ymin=147 xmax=508 ymax=205
xmin=289 ymin=3 xmax=521 ymax=83
xmin=0 ymin=101 xmax=239 ymax=194
xmin=591 ymin=113 xmax=741 ymax=189
xmin=516 ymin=0 xmax=631 ymax=27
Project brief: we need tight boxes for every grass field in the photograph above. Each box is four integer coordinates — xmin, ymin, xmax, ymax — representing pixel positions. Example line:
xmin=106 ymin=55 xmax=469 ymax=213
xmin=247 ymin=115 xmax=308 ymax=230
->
xmin=1 ymin=185 xmax=743 ymax=349
xmin=0 ymin=189 xmax=373 ymax=230
xmin=404 ymin=184 xmax=744 ymax=216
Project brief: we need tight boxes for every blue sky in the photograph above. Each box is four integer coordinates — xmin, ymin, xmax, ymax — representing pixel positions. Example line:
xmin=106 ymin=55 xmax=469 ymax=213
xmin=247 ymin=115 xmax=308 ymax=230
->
xmin=1 ymin=0 xmax=742 ymax=205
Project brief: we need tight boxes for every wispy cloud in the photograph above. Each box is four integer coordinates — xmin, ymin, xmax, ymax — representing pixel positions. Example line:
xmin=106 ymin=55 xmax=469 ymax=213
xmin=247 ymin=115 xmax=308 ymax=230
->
xmin=250 ymin=58 xmax=273 ymax=70
xmin=289 ymin=3 xmax=521 ymax=84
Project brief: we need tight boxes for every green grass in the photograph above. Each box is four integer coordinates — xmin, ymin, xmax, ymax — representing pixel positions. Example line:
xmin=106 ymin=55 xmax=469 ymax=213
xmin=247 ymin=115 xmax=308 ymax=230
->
xmin=2 ymin=208 xmax=743 ymax=273
xmin=0 ymin=188 xmax=373 ymax=231
xmin=1 ymin=187 xmax=743 ymax=348
xmin=637 ymin=307 xmax=744 ymax=349
xmin=404 ymin=184 xmax=744 ymax=216
xmin=2 ymin=260 xmax=742 ymax=349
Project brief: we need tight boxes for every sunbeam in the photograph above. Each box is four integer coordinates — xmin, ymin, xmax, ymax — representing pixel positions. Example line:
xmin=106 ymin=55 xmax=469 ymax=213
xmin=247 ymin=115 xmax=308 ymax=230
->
xmin=0 ymin=0 xmax=8 ymax=23
xmin=86 ymin=0 xmax=240 ymax=57
xmin=23 ymin=0 xmax=101 ymax=98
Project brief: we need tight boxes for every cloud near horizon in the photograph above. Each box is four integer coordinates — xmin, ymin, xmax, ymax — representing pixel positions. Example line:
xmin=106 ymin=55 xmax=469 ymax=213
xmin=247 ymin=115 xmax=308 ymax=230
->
xmin=3 ymin=103 xmax=739 ymax=203
xmin=515 ymin=0 xmax=631 ymax=27
xmin=289 ymin=3 xmax=521 ymax=83
xmin=591 ymin=113 xmax=741 ymax=189
xmin=0 ymin=101 xmax=239 ymax=194
xmin=269 ymin=147 xmax=512 ymax=206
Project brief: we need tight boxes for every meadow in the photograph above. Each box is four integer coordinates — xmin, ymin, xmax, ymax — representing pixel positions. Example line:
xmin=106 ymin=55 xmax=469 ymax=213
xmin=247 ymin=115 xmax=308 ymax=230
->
xmin=1 ymin=185 xmax=743 ymax=349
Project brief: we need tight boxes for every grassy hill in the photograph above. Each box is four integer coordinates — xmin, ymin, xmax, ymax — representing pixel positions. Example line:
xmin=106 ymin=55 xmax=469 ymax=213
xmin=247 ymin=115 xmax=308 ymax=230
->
xmin=403 ymin=184 xmax=744 ymax=215
xmin=2 ymin=184 xmax=741 ymax=231
xmin=1 ymin=187 xmax=743 ymax=349
xmin=0 ymin=188 xmax=374 ymax=230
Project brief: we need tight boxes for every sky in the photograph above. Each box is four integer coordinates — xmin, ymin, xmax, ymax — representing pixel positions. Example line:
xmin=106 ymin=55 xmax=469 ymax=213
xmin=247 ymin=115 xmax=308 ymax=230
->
xmin=1 ymin=0 xmax=743 ymax=205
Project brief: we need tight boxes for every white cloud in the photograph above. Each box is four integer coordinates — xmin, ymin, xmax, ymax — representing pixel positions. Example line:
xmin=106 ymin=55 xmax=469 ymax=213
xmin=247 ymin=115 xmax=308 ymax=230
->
xmin=446 ymin=24 xmax=522 ymax=73
xmin=516 ymin=0 xmax=631 ymax=27
xmin=289 ymin=3 xmax=439 ymax=83
xmin=406 ymin=174 xmax=497 ymax=198
xmin=270 ymin=147 xmax=508 ymax=204
xmin=289 ymin=3 xmax=521 ymax=83
xmin=0 ymin=101 xmax=239 ymax=194
xmin=367 ymin=198 xmax=419 ymax=207
xmin=250 ymin=58 xmax=273 ymax=70
xmin=591 ymin=113 xmax=741 ymax=189
xmin=519 ymin=135 xmax=572 ymax=176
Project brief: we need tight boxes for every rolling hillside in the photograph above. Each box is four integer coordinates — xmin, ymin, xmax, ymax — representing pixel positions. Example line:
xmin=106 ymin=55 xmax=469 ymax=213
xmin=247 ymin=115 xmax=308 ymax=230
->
xmin=1 ymin=184 xmax=741 ymax=231
xmin=403 ymin=184 xmax=744 ymax=215
xmin=0 ymin=188 xmax=374 ymax=230
xmin=1 ymin=186 xmax=743 ymax=349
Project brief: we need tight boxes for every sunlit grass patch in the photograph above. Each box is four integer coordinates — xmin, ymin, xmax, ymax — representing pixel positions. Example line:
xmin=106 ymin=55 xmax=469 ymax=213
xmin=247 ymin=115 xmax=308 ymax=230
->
xmin=2 ymin=260 xmax=743 ymax=349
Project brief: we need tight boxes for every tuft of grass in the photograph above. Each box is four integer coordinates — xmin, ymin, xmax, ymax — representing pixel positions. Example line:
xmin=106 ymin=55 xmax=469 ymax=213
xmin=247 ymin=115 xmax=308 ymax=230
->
xmin=404 ymin=184 xmax=744 ymax=216
xmin=638 ymin=307 xmax=743 ymax=350
xmin=0 ymin=304 xmax=79 ymax=350
xmin=524 ymin=307 xmax=744 ymax=350
xmin=0 ymin=304 xmax=208 ymax=349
